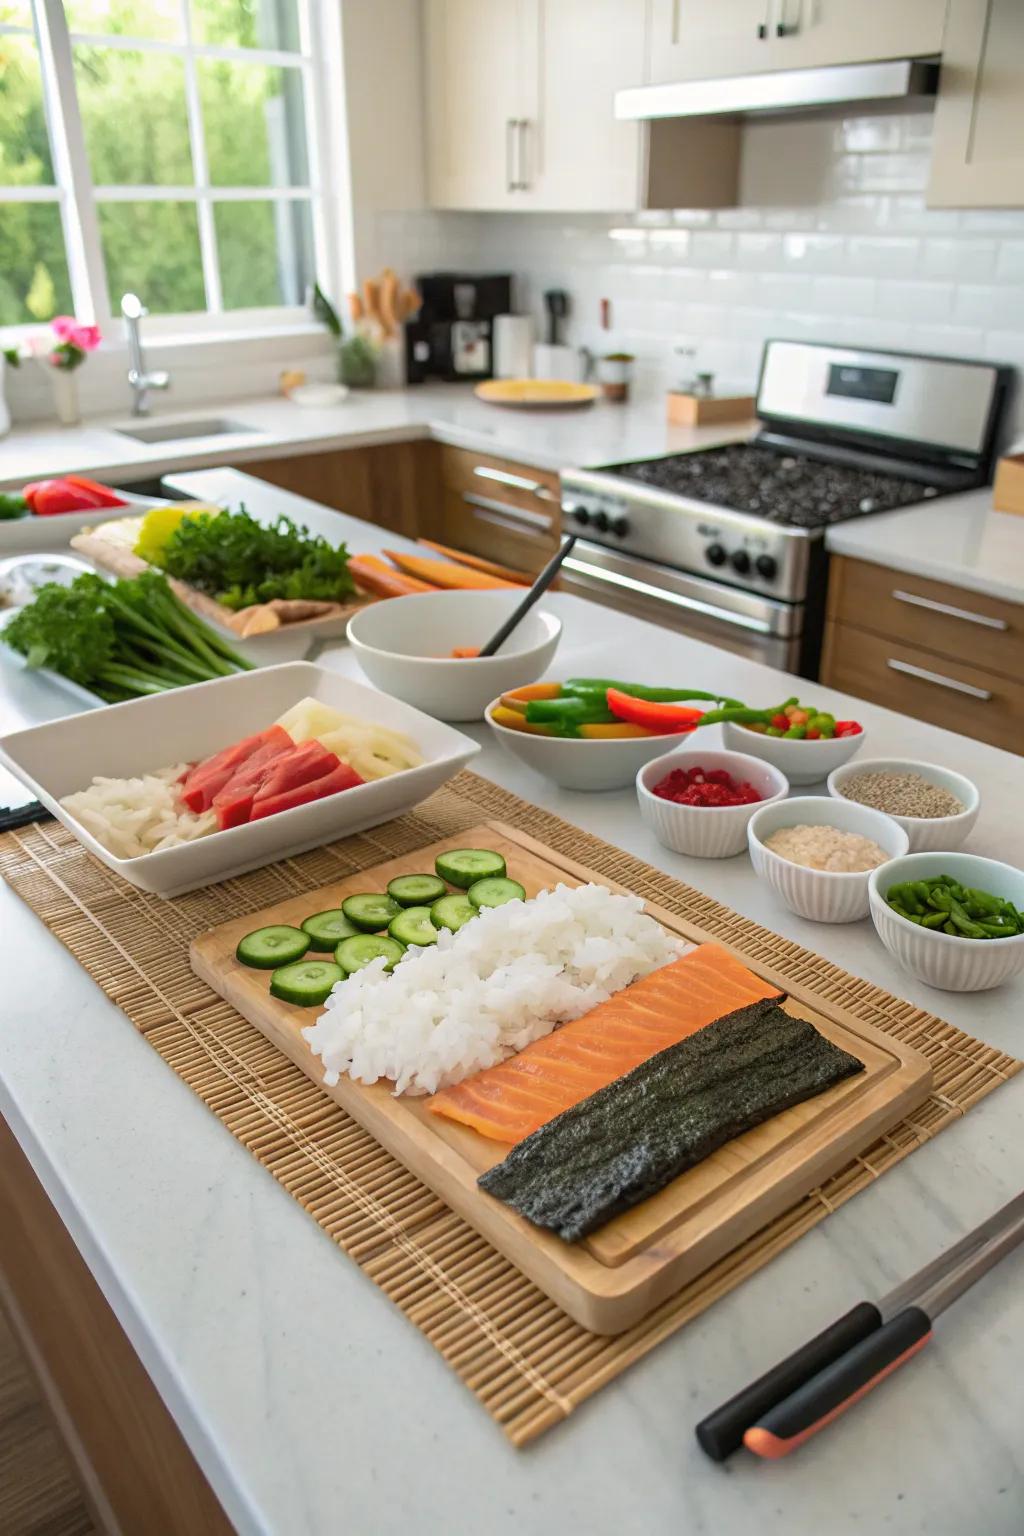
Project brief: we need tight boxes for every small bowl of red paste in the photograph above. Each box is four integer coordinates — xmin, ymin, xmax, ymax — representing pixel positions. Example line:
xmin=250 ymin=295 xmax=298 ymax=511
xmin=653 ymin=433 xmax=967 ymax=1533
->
xmin=637 ymin=748 xmax=789 ymax=859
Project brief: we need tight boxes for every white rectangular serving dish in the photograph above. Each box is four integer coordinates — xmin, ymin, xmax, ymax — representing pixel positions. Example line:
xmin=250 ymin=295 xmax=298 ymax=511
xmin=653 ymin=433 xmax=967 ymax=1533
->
xmin=0 ymin=661 xmax=480 ymax=896
xmin=0 ymin=494 xmax=171 ymax=554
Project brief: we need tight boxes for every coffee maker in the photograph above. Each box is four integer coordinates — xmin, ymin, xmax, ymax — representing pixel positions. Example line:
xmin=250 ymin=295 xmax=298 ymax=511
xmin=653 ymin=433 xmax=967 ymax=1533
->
xmin=405 ymin=272 xmax=512 ymax=383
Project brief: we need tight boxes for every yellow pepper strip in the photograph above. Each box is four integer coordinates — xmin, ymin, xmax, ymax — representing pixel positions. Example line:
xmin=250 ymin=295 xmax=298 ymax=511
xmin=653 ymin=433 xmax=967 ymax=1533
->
xmin=490 ymin=705 xmax=554 ymax=735
xmin=502 ymin=681 xmax=562 ymax=705
xmin=579 ymin=722 xmax=658 ymax=740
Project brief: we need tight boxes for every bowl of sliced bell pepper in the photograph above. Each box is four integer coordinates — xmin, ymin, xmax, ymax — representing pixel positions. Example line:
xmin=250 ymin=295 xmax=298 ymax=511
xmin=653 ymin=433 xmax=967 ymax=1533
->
xmin=485 ymin=679 xmax=747 ymax=791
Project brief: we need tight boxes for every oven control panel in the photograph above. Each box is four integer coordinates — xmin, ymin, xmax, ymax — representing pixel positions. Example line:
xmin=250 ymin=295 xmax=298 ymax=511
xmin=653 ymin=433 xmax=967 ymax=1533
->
xmin=561 ymin=475 xmax=811 ymax=603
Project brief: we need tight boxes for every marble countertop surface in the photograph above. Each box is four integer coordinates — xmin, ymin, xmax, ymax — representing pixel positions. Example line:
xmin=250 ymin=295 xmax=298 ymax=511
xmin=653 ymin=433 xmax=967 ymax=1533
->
xmin=1 ymin=470 xmax=1023 ymax=1536
xmin=0 ymin=383 xmax=748 ymax=490
xmin=824 ymin=487 xmax=1024 ymax=607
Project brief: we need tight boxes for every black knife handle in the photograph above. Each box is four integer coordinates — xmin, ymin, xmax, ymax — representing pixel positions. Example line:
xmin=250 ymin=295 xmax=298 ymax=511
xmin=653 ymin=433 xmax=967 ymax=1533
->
xmin=744 ymin=1306 xmax=932 ymax=1459
xmin=0 ymin=800 xmax=55 ymax=832
xmin=695 ymin=1301 xmax=882 ymax=1462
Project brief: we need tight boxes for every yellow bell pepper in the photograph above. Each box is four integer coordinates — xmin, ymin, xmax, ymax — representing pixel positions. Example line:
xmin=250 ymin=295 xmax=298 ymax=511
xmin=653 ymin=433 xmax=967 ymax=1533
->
xmin=133 ymin=502 xmax=218 ymax=566
xmin=579 ymin=722 xmax=657 ymax=740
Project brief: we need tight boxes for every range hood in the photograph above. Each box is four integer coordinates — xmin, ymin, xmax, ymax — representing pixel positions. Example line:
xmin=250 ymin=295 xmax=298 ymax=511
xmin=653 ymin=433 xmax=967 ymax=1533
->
xmin=616 ymin=59 xmax=939 ymax=122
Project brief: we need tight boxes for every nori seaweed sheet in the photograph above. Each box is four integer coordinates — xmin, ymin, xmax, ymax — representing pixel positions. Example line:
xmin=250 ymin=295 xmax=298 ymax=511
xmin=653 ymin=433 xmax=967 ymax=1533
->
xmin=478 ymin=999 xmax=864 ymax=1241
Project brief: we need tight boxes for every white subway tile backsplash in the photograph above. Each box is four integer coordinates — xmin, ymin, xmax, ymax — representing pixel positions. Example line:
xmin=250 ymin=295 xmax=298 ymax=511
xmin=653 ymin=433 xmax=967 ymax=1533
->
xmin=373 ymin=112 xmax=1024 ymax=437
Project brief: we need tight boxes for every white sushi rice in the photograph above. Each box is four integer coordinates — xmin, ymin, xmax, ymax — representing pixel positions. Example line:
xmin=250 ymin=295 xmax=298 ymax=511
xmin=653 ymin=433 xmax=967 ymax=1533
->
xmin=302 ymin=881 xmax=683 ymax=1096
xmin=60 ymin=764 xmax=217 ymax=859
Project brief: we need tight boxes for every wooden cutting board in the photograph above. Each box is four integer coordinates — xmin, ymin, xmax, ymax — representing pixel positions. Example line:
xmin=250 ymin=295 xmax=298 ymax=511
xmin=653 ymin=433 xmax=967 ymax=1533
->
xmin=190 ymin=821 xmax=932 ymax=1334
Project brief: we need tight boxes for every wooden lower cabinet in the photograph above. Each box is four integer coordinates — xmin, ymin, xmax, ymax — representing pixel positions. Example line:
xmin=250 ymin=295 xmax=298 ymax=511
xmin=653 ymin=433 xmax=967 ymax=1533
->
xmin=239 ymin=439 xmax=440 ymax=541
xmin=821 ymin=555 xmax=1024 ymax=754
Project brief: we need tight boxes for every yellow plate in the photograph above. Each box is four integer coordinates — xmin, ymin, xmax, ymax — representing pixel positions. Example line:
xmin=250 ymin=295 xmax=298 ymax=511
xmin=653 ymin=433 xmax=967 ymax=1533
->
xmin=474 ymin=378 xmax=599 ymax=410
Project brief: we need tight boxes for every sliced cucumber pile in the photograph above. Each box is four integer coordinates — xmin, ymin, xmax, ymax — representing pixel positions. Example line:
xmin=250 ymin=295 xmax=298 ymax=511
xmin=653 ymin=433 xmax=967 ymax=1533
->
xmin=387 ymin=872 xmax=447 ymax=908
xmin=269 ymin=959 xmax=343 ymax=1006
xmin=435 ymin=848 xmax=507 ymax=889
xmin=236 ymin=925 xmax=310 ymax=969
xmin=389 ymin=906 xmax=438 ymax=947
xmin=341 ymin=892 xmax=402 ymax=932
xmin=430 ymin=893 xmax=477 ymax=933
xmin=467 ymin=876 xmax=526 ymax=910
xmin=336 ymin=933 xmax=405 ymax=974
xmin=301 ymin=908 xmax=360 ymax=951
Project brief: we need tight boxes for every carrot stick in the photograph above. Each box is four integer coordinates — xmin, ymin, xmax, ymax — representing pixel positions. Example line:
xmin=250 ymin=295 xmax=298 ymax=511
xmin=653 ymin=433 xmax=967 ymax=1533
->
xmin=417 ymin=539 xmax=532 ymax=585
xmin=349 ymin=554 xmax=437 ymax=597
xmin=501 ymin=682 xmax=562 ymax=707
xmin=383 ymin=550 xmax=520 ymax=590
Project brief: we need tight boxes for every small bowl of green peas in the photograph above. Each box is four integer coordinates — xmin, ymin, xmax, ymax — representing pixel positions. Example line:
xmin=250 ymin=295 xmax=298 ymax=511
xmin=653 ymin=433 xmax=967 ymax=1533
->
xmin=869 ymin=851 xmax=1024 ymax=992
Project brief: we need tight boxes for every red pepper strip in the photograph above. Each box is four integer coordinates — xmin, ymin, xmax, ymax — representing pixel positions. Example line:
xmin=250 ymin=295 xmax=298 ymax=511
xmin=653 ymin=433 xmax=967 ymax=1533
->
xmin=605 ymin=688 xmax=704 ymax=734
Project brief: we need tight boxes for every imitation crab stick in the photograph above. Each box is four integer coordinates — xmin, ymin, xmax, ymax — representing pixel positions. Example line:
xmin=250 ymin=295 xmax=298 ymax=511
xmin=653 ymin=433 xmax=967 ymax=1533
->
xmin=428 ymin=944 xmax=784 ymax=1144
xmin=383 ymin=550 xmax=521 ymax=590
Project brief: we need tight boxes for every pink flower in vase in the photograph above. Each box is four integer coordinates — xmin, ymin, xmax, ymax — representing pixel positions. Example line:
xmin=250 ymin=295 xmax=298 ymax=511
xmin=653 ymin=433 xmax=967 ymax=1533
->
xmin=49 ymin=316 xmax=102 ymax=371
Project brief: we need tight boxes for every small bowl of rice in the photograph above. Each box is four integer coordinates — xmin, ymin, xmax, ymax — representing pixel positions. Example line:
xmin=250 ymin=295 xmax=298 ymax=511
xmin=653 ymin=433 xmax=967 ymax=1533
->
xmin=748 ymin=795 xmax=909 ymax=923
xmin=827 ymin=758 xmax=980 ymax=853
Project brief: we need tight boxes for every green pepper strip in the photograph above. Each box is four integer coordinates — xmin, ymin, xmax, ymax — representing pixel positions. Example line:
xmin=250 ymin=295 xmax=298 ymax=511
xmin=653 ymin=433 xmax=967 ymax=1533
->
xmin=920 ymin=911 xmax=949 ymax=930
xmin=562 ymin=679 xmax=746 ymax=708
xmin=694 ymin=706 xmax=775 ymax=727
xmin=948 ymin=898 xmax=987 ymax=938
xmin=524 ymin=698 xmax=616 ymax=726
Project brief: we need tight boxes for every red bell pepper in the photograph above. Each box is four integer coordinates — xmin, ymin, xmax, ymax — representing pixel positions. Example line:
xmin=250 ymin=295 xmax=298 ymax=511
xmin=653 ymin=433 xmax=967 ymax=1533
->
xmin=833 ymin=721 xmax=863 ymax=738
xmin=63 ymin=475 xmax=127 ymax=508
xmin=249 ymin=761 xmax=364 ymax=821
xmin=605 ymin=688 xmax=704 ymax=734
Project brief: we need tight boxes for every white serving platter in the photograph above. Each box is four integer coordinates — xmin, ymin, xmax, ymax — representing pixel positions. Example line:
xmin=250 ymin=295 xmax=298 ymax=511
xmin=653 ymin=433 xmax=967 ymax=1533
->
xmin=0 ymin=661 xmax=480 ymax=895
xmin=0 ymin=493 xmax=171 ymax=554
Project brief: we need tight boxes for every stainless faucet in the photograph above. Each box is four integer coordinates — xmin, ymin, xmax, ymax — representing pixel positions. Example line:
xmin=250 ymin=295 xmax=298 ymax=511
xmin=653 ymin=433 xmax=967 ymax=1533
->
xmin=121 ymin=293 xmax=170 ymax=416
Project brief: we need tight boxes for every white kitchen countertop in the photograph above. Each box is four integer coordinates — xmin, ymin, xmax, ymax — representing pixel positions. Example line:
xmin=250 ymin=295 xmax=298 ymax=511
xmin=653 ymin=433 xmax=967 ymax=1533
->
xmin=2 ymin=471 xmax=1023 ymax=1536
xmin=0 ymin=383 xmax=747 ymax=490
xmin=825 ymin=487 xmax=1024 ymax=607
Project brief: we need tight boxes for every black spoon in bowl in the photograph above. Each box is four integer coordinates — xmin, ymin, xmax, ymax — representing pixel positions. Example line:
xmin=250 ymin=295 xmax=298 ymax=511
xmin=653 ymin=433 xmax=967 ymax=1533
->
xmin=476 ymin=534 xmax=577 ymax=658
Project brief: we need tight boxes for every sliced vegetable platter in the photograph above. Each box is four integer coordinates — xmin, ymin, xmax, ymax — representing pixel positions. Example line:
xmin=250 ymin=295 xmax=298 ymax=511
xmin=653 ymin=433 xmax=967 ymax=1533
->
xmin=0 ymin=482 xmax=173 ymax=553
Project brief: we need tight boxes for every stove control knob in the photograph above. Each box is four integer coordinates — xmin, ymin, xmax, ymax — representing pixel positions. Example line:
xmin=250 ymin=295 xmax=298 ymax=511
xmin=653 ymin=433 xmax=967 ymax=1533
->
xmin=755 ymin=553 xmax=778 ymax=581
xmin=730 ymin=549 xmax=751 ymax=575
xmin=592 ymin=510 xmax=610 ymax=534
xmin=705 ymin=543 xmax=727 ymax=567
xmin=611 ymin=516 xmax=630 ymax=538
xmin=571 ymin=506 xmax=590 ymax=526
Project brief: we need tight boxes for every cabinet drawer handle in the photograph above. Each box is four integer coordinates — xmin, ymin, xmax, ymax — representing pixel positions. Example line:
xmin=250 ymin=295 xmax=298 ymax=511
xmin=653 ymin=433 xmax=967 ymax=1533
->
xmin=891 ymin=589 xmax=1008 ymax=631
xmin=516 ymin=119 xmax=529 ymax=191
xmin=471 ymin=465 xmax=556 ymax=502
xmin=505 ymin=118 xmax=516 ymax=193
xmin=886 ymin=658 xmax=992 ymax=701
xmin=463 ymin=493 xmax=552 ymax=535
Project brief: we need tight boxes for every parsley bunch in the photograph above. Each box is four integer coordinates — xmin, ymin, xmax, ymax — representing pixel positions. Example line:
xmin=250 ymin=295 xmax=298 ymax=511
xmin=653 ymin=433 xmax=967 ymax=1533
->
xmin=153 ymin=504 xmax=355 ymax=610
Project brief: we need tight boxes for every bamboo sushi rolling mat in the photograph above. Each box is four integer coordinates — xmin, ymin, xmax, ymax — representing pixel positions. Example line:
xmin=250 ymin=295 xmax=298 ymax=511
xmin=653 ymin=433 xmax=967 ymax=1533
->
xmin=1 ymin=769 xmax=1019 ymax=1448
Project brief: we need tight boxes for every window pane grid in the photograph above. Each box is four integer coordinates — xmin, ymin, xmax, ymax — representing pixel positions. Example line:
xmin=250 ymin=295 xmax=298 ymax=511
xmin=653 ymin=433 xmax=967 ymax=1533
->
xmin=3 ymin=0 xmax=323 ymax=328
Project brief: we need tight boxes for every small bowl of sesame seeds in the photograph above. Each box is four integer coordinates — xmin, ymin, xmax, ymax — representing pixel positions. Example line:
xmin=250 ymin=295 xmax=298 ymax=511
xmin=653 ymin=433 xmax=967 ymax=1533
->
xmin=827 ymin=758 xmax=980 ymax=853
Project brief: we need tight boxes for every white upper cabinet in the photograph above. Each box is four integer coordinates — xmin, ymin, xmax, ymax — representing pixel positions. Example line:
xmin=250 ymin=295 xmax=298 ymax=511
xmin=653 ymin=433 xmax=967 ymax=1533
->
xmin=424 ymin=0 xmax=647 ymax=211
xmin=424 ymin=0 xmax=527 ymax=210
xmin=928 ymin=0 xmax=1024 ymax=208
xmin=647 ymin=0 xmax=947 ymax=82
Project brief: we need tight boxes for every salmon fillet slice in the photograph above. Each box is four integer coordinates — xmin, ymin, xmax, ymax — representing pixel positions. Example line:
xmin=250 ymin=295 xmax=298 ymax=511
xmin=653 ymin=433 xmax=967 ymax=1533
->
xmin=427 ymin=942 xmax=783 ymax=1144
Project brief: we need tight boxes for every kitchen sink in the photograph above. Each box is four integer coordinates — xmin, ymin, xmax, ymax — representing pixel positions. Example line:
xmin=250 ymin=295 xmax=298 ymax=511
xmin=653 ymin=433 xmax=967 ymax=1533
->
xmin=115 ymin=416 xmax=261 ymax=444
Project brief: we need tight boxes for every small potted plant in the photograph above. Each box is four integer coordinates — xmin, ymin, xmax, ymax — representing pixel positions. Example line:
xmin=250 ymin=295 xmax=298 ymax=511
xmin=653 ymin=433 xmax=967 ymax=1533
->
xmin=596 ymin=351 xmax=635 ymax=403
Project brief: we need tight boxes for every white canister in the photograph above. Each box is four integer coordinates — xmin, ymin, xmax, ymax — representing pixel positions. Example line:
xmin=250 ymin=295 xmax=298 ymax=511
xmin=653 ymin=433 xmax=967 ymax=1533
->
xmin=533 ymin=342 xmax=583 ymax=382
xmin=493 ymin=314 xmax=534 ymax=379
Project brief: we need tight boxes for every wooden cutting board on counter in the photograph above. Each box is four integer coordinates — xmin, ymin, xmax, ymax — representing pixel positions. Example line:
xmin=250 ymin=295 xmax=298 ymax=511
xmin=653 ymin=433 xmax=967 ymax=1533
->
xmin=190 ymin=822 xmax=932 ymax=1334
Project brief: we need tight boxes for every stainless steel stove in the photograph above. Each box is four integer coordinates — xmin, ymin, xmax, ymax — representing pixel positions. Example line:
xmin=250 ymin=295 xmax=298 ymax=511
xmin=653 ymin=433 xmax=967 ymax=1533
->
xmin=559 ymin=341 xmax=1011 ymax=674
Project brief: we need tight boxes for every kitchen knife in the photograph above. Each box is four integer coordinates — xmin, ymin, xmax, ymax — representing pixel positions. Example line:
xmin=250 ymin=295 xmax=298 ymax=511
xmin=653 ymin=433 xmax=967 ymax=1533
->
xmin=695 ymin=1188 xmax=1024 ymax=1462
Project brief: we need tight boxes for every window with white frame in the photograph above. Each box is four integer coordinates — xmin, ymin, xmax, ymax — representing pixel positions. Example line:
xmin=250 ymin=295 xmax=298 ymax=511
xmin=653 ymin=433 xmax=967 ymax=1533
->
xmin=0 ymin=0 xmax=329 ymax=332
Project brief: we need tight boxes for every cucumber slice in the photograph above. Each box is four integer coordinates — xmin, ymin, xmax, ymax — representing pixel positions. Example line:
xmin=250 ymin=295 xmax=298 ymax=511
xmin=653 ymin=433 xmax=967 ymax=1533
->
xmin=301 ymin=908 xmax=359 ymax=951
xmin=387 ymin=872 xmax=448 ymax=907
xmin=430 ymin=893 xmax=477 ymax=933
xmin=336 ymin=934 xmax=405 ymax=974
xmin=236 ymin=925 xmax=310 ymax=969
xmin=269 ymin=959 xmax=343 ymax=1006
xmin=434 ymin=848 xmax=507 ymax=889
xmin=388 ymin=906 xmax=438 ymax=947
xmin=341 ymin=892 xmax=402 ymax=932
xmin=467 ymin=876 xmax=527 ymax=910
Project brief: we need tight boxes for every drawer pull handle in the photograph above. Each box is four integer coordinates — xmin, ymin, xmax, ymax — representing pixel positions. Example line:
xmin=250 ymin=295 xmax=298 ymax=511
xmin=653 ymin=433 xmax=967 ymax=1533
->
xmin=563 ymin=555 xmax=774 ymax=635
xmin=463 ymin=492 xmax=552 ymax=533
xmin=886 ymin=658 xmax=992 ymax=701
xmin=472 ymin=465 xmax=556 ymax=502
xmin=891 ymin=589 xmax=1008 ymax=631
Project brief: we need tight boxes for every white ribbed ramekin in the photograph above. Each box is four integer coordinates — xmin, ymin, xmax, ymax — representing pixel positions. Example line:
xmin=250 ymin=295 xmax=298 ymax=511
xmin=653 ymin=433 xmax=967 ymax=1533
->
xmin=828 ymin=758 xmax=980 ymax=853
xmin=747 ymin=796 xmax=908 ymax=923
xmin=636 ymin=748 xmax=788 ymax=859
xmin=869 ymin=851 xmax=1024 ymax=991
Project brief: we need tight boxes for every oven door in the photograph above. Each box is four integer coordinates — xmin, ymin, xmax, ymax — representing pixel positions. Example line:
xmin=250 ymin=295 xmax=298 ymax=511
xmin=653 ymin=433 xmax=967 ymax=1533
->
xmin=560 ymin=540 xmax=804 ymax=671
